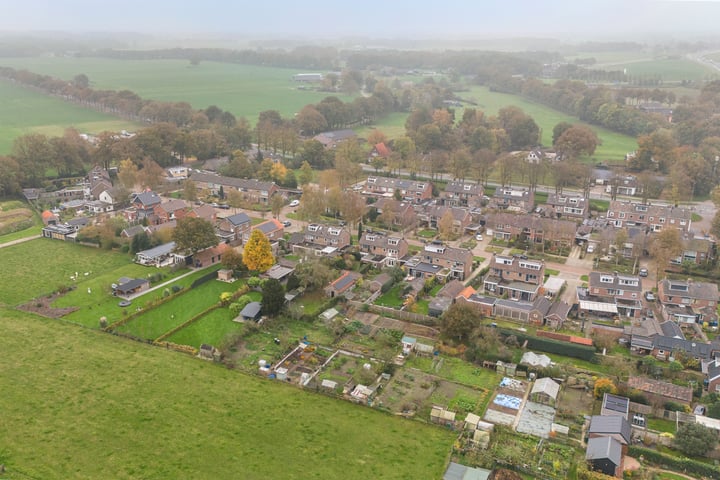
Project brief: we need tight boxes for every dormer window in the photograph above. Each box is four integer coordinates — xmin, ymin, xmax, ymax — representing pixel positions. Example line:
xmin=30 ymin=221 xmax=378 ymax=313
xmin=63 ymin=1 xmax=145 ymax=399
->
xmin=388 ymin=238 xmax=399 ymax=246
xmin=463 ymin=185 xmax=471 ymax=191
xmin=366 ymin=234 xmax=376 ymax=242
xmin=600 ymin=275 xmax=614 ymax=283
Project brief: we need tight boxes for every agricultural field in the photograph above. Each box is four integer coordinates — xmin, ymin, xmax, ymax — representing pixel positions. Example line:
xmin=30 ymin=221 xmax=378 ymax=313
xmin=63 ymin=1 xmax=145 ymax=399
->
xmin=0 ymin=239 xmax=133 ymax=306
xmin=0 ymin=57 xmax=355 ymax=124
xmin=589 ymin=58 xmax=718 ymax=82
xmin=0 ymin=308 xmax=455 ymax=479
xmin=0 ymin=199 xmax=41 ymax=240
xmin=0 ymin=80 xmax=139 ymax=153
xmin=460 ymin=86 xmax=638 ymax=163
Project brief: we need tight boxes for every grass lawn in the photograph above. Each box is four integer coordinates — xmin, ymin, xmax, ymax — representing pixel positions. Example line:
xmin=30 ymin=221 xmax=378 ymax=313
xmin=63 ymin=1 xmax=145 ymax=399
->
xmin=592 ymin=58 xmax=717 ymax=82
xmin=647 ymin=417 xmax=677 ymax=434
xmin=0 ymin=308 xmax=454 ymax=479
xmin=166 ymin=306 xmax=242 ymax=348
xmin=545 ymin=268 xmax=560 ymax=276
xmin=0 ymin=79 xmax=140 ymax=154
xmin=376 ymin=284 xmax=405 ymax=308
xmin=417 ymin=229 xmax=437 ymax=238
xmin=0 ymin=223 xmax=42 ymax=243
xmin=355 ymin=112 xmax=408 ymax=140
xmin=459 ymin=85 xmax=638 ymax=162
xmin=0 ymin=57 xmax=355 ymax=126
xmin=117 ymin=277 xmax=239 ymax=340
xmin=0 ymin=239 xmax=132 ymax=306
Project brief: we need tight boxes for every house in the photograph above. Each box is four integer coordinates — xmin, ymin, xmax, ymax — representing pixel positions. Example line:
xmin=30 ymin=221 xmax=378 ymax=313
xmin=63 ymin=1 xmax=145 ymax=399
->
xmin=638 ymin=102 xmax=673 ymax=122
xmin=313 ymin=129 xmax=357 ymax=149
xmin=494 ymin=297 xmax=552 ymax=325
xmin=488 ymin=187 xmax=535 ymax=213
xmin=625 ymin=376 xmax=693 ymax=406
xmin=658 ymin=278 xmax=718 ymax=325
xmin=601 ymin=393 xmax=630 ymax=420
xmin=134 ymin=242 xmax=178 ymax=267
xmin=216 ymin=212 xmax=251 ymax=243
xmin=239 ymin=302 xmax=262 ymax=322
xmin=652 ymin=334 xmax=713 ymax=362
xmin=187 ymin=204 xmax=217 ymax=222
xmin=526 ymin=149 xmax=544 ymax=164
xmin=154 ymin=199 xmax=187 ymax=223
xmin=289 ymin=223 xmax=352 ymax=258
xmin=416 ymin=205 xmax=472 ymax=234
xmin=192 ymin=243 xmax=229 ymax=268
xmin=189 ymin=172 xmax=278 ymax=205
xmin=324 ymin=270 xmax=361 ymax=298
xmin=130 ymin=191 xmax=161 ymax=219
xmin=545 ymin=193 xmax=589 ymax=220
xmin=678 ymin=237 xmax=715 ymax=266
xmin=442 ymin=181 xmax=484 ymax=208
xmin=41 ymin=210 xmax=59 ymax=226
xmin=404 ymin=241 xmax=473 ymax=281
xmin=605 ymin=175 xmax=641 ymax=197
xmin=606 ymin=200 xmax=692 ymax=234
xmin=364 ymin=176 xmax=433 ymax=203
xmin=41 ymin=223 xmax=78 ymax=241
xmin=372 ymin=198 xmax=417 ymax=228
xmin=166 ymin=166 xmax=189 ymax=179
xmin=428 ymin=280 xmax=466 ymax=317
xmin=587 ymin=415 xmax=632 ymax=445
xmin=114 ymin=278 xmax=150 ymax=297
xmin=358 ymin=229 xmax=408 ymax=268
xmin=455 ymin=286 xmax=497 ymax=318
xmin=485 ymin=213 xmax=576 ymax=250
xmin=97 ymin=188 xmax=121 ymax=208
xmin=483 ymin=254 xmax=545 ymax=301
xmin=706 ymin=359 xmax=720 ymax=393
xmin=292 ymin=73 xmax=323 ymax=82
xmin=577 ymin=271 xmax=643 ymax=319
xmin=245 ymin=219 xmax=284 ymax=244
xmin=586 ymin=436 xmax=624 ymax=478
xmin=368 ymin=142 xmax=391 ymax=161
xmin=530 ymin=377 xmax=560 ymax=406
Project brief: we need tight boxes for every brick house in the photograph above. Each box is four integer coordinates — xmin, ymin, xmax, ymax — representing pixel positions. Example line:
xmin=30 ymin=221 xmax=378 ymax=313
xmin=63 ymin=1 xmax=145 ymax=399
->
xmin=625 ymin=376 xmax=693 ymax=407
xmin=677 ymin=237 xmax=715 ymax=266
xmin=442 ymin=181 xmax=484 ymax=208
xmin=190 ymin=172 xmax=278 ymax=205
xmin=358 ymin=230 xmax=408 ymax=268
xmin=404 ymin=241 xmax=473 ymax=281
xmin=373 ymin=198 xmax=417 ymax=229
xmin=313 ymin=129 xmax=357 ymax=149
xmin=216 ymin=212 xmax=251 ymax=243
xmin=154 ymin=199 xmax=188 ymax=223
xmin=545 ymin=193 xmax=589 ymax=220
xmin=289 ymin=223 xmax=351 ymax=257
xmin=483 ymin=254 xmax=545 ymax=301
xmin=455 ymin=286 xmax=496 ymax=317
xmin=368 ymin=142 xmax=391 ymax=161
xmin=416 ymin=205 xmax=472 ymax=234
xmin=486 ymin=213 xmax=576 ymax=249
xmin=245 ymin=219 xmax=284 ymax=244
xmin=364 ymin=176 xmax=432 ymax=203
xmin=325 ymin=270 xmax=361 ymax=297
xmin=658 ymin=278 xmax=718 ymax=325
xmin=606 ymin=201 xmax=692 ymax=234
xmin=130 ymin=191 xmax=161 ymax=219
xmin=577 ymin=272 xmax=643 ymax=319
xmin=488 ymin=187 xmax=535 ymax=213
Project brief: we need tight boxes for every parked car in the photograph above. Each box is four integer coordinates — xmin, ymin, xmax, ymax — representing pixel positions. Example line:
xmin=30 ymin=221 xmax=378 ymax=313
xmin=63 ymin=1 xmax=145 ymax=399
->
xmin=646 ymin=309 xmax=654 ymax=318
xmin=639 ymin=267 xmax=648 ymax=277
xmin=289 ymin=199 xmax=300 ymax=207
xmin=475 ymin=234 xmax=483 ymax=241
xmin=586 ymin=244 xmax=595 ymax=253
xmin=282 ymin=220 xmax=291 ymax=227
xmin=645 ymin=291 xmax=655 ymax=302
xmin=694 ymin=405 xmax=707 ymax=416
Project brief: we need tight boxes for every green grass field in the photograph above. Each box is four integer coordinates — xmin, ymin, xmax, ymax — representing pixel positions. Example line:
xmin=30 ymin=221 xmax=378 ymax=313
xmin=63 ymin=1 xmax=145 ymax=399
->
xmin=0 ymin=239 xmax=133 ymax=306
xmin=460 ymin=86 xmax=638 ymax=162
xmin=0 ymin=308 xmax=454 ymax=479
xmin=0 ymin=57 xmax=355 ymax=124
xmin=0 ymin=80 xmax=140 ymax=153
xmin=590 ymin=58 xmax=718 ymax=82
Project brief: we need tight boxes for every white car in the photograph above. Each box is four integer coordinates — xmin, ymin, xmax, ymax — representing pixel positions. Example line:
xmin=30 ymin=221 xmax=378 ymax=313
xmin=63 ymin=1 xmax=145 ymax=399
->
xmin=289 ymin=199 xmax=300 ymax=207
xmin=475 ymin=234 xmax=483 ymax=241
xmin=586 ymin=244 xmax=595 ymax=253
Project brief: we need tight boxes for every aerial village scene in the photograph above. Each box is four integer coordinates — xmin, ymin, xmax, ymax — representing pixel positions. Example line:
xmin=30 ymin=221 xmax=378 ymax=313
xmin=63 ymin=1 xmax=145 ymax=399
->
xmin=4 ymin=1 xmax=720 ymax=479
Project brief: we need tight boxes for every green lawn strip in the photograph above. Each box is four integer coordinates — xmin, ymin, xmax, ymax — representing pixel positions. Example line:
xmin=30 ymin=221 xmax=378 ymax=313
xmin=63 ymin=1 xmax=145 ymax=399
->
xmin=376 ymin=284 xmax=405 ymax=308
xmin=545 ymin=268 xmax=560 ymax=276
xmin=354 ymin=112 xmax=408 ymax=139
xmin=415 ymin=299 xmax=430 ymax=315
xmin=54 ymin=264 xmax=188 ymax=328
xmin=117 ymin=279 xmax=239 ymax=340
xmin=166 ymin=307 xmax=242 ymax=348
xmin=646 ymin=417 xmax=677 ymax=434
xmin=0 ymin=308 xmax=454 ymax=479
xmin=0 ymin=239 xmax=131 ymax=305
xmin=0 ymin=224 xmax=42 ymax=243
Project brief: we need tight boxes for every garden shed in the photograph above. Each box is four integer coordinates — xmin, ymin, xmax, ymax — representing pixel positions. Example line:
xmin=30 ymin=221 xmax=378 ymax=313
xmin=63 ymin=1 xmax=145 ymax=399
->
xmin=443 ymin=462 xmax=491 ymax=480
xmin=239 ymin=302 xmax=262 ymax=322
xmin=496 ymin=361 xmax=517 ymax=376
xmin=431 ymin=406 xmax=456 ymax=426
xmin=217 ymin=269 xmax=234 ymax=282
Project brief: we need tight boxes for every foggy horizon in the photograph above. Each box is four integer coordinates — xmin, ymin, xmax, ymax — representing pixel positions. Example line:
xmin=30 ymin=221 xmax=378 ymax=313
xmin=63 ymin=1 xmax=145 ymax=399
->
xmin=2 ymin=0 xmax=720 ymax=44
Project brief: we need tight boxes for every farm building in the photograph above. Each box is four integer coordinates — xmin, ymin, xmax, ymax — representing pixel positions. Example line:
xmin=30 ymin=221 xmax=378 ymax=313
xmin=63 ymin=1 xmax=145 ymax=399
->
xmin=530 ymin=377 xmax=560 ymax=406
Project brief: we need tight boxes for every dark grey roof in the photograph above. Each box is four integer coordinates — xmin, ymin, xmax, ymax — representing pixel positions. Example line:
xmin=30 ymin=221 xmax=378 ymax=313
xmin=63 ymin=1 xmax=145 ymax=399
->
xmin=708 ymin=359 xmax=720 ymax=381
xmin=66 ymin=217 xmax=90 ymax=227
xmin=585 ymin=436 xmax=622 ymax=466
xmin=132 ymin=191 xmax=161 ymax=207
xmin=546 ymin=301 xmax=571 ymax=320
xmin=115 ymin=278 xmax=149 ymax=294
xmin=444 ymin=181 xmax=483 ymax=195
xmin=226 ymin=213 xmax=251 ymax=226
xmin=190 ymin=172 xmax=275 ymax=192
xmin=136 ymin=242 xmax=176 ymax=259
xmin=466 ymin=294 xmax=497 ymax=305
xmin=330 ymin=272 xmax=360 ymax=292
xmin=589 ymin=271 xmax=642 ymax=292
xmin=659 ymin=321 xmax=684 ymax=339
xmin=240 ymin=301 xmax=262 ymax=319
xmin=255 ymin=220 xmax=282 ymax=235
xmin=122 ymin=225 xmax=146 ymax=237
xmin=602 ymin=393 xmax=630 ymax=415
xmin=532 ymin=296 xmax=553 ymax=315
xmin=495 ymin=298 xmax=535 ymax=312
xmin=662 ymin=279 xmax=718 ymax=302
xmin=410 ymin=262 xmax=443 ymax=274
xmin=653 ymin=336 xmax=712 ymax=359
xmin=588 ymin=415 xmax=631 ymax=444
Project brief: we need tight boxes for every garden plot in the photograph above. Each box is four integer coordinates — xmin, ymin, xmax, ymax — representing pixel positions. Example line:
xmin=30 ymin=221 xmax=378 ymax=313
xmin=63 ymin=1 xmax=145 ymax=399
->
xmin=316 ymin=352 xmax=380 ymax=392
xmin=516 ymin=401 xmax=556 ymax=438
xmin=376 ymin=370 xmax=438 ymax=415
xmin=373 ymin=316 xmax=440 ymax=340
xmin=273 ymin=343 xmax=333 ymax=386
xmin=483 ymin=377 xmax=529 ymax=427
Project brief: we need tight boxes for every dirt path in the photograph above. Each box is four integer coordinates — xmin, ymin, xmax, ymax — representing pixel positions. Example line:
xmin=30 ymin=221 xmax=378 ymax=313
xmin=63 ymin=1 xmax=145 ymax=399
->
xmin=0 ymin=234 xmax=41 ymax=249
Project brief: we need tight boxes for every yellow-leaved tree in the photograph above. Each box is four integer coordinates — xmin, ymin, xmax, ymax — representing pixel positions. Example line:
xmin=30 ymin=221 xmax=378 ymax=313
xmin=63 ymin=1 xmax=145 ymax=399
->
xmin=593 ymin=377 xmax=617 ymax=399
xmin=242 ymin=229 xmax=274 ymax=272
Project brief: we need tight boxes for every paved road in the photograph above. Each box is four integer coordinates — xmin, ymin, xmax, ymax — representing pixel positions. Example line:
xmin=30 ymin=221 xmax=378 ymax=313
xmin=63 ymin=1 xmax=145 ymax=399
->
xmin=0 ymin=234 xmax=41 ymax=249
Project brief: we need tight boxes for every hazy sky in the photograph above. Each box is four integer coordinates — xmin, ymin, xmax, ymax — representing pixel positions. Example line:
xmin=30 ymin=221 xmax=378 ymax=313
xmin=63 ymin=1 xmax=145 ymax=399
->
xmin=1 ymin=0 xmax=719 ymax=39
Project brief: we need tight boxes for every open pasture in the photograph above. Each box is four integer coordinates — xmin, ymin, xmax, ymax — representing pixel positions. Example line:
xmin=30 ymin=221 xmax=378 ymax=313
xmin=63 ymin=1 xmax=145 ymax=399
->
xmin=0 ymin=79 xmax=139 ymax=153
xmin=0 ymin=308 xmax=455 ymax=479
xmin=0 ymin=57 xmax=355 ymax=124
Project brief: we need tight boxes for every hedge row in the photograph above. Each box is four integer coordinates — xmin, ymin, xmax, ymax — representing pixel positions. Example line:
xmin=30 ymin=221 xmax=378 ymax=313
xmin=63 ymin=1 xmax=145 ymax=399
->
xmin=190 ymin=270 xmax=219 ymax=289
xmin=628 ymin=445 xmax=720 ymax=478
xmin=107 ymin=285 xmax=187 ymax=330
xmin=499 ymin=329 xmax=596 ymax=362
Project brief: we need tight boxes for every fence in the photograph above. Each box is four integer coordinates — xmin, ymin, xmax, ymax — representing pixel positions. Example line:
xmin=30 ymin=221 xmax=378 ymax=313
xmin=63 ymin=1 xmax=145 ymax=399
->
xmin=348 ymin=300 xmax=438 ymax=326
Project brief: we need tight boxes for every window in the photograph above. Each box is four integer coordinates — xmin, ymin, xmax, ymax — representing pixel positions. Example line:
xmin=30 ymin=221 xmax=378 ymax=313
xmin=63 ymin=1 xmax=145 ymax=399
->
xmin=619 ymin=212 xmax=626 ymax=219
xmin=600 ymin=275 xmax=614 ymax=283
xmin=388 ymin=238 xmax=399 ymax=246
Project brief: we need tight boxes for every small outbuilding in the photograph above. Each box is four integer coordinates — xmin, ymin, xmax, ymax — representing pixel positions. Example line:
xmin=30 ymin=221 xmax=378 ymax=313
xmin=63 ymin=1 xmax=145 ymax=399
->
xmin=430 ymin=406 xmax=456 ymax=426
xmin=443 ymin=462 xmax=491 ymax=480
xmin=530 ymin=377 xmax=560 ymax=406
xmin=586 ymin=436 xmax=623 ymax=477
xmin=217 ymin=269 xmax=234 ymax=282
xmin=114 ymin=278 xmax=150 ymax=297
xmin=239 ymin=302 xmax=262 ymax=322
